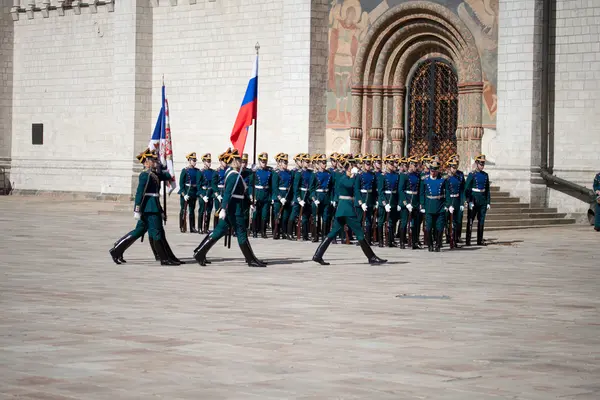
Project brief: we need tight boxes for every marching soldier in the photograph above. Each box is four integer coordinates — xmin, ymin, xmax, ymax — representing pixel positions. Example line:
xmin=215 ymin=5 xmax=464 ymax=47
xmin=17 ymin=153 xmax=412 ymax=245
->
xmin=445 ymin=159 xmax=465 ymax=247
xmin=419 ymin=160 xmax=448 ymax=252
xmin=464 ymin=154 xmax=491 ymax=246
xmin=594 ymin=171 xmax=600 ymax=231
xmin=110 ymin=149 xmax=180 ymax=266
xmin=355 ymin=154 xmax=376 ymax=245
xmin=212 ymin=152 xmax=228 ymax=231
xmin=398 ymin=156 xmax=422 ymax=249
xmin=178 ymin=152 xmax=200 ymax=233
xmin=198 ymin=153 xmax=215 ymax=234
xmin=250 ymin=152 xmax=273 ymax=238
xmin=310 ymin=154 xmax=333 ymax=242
xmin=377 ymin=155 xmax=400 ymax=247
xmin=312 ymin=155 xmax=387 ymax=265
xmin=193 ymin=148 xmax=266 ymax=268
xmin=240 ymin=153 xmax=253 ymax=230
xmin=287 ymin=153 xmax=305 ymax=240
xmin=272 ymin=153 xmax=293 ymax=239
xmin=294 ymin=154 xmax=313 ymax=241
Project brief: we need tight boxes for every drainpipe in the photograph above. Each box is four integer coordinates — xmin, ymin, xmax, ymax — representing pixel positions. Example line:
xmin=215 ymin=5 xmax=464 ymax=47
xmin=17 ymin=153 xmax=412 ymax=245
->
xmin=539 ymin=0 xmax=595 ymax=202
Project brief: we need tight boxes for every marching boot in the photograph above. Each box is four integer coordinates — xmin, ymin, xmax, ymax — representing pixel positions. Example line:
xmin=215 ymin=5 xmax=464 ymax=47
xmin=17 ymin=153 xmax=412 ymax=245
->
xmin=163 ymin=238 xmax=184 ymax=265
xmin=435 ymin=231 xmax=443 ymax=252
xmin=453 ymin=228 xmax=461 ymax=249
xmin=109 ymin=234 xmax=137 ymax=265
xmin=155 ymin=239 xmax=178 ymax=266
xmin=149 ymin=237 xmax=160 ymax=261
xmin=477 ymin=224 xmax=486 ymax=246
xmin=364 ymin=225 xmax=372 ymax=246
xmin=239 ymin=241 xmax=267 ymax=267
xmin=302 ymin=220 xmax=309 ymax=241
xmin=378 ymin=227 xmax=384 ymax=248
xmin=252 ymin=218 xmax=258 ymax=238
xmin=261 ymin=218 xmax=268 ymax=239
xmin=194 ymin=234 xmax=218 ymax=266
xmin=312 ymin=221 xmax=320 ymax=243
xmin=425 ymin=230 xmax=433 ymax=252
xmin=358 ymin=239 xmax=387 ymax=265
xmin=287 ymin=218 xmax=296 ymax=241
xmin=465 ymin=220 xmax=473 ymax=246
xmin=399 ymin=227 xmax=406 ymax=249
xmin=189 ymin=212 xmax=198 ymax=233
xmin=312 ymin=236 xmax=333 ymax=265
xmin=457 ymin=221 xmax=463 ymax=243
xmin=388 ymin=226 xmax=398 ymax=248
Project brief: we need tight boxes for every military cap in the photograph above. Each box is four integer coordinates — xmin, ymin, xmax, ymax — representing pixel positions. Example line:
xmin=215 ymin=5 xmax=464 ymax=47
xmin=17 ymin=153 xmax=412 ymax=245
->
xmin=242 ymin=153 xmax=249 ymax=162
xmin=278 ymin=153 xmax=289 ymax=162
xmin=449 ymin=153 xmax=460 ymax=160
xmin=201 ymin=153 xmax=211 ymax=161
xmin=361 ymin=154 xmax=372 ymax=163
xmin=136 ymin=148 xmax=158 ymax=164
xmin=300 ymin=153 xmax=311 ymax=161
xmin=329 ymin=152 xmax=339 ymax=161
xmin=430 ymin=160 xmax=441 ymax=170
xmin=186 ymin=152 xmax=197 ymax=160
xmin=293 ymin=153 xmax=303 ymax=161
xmin=446 ymin=159 xmax=458 ymax=167
xmin=338 ymin=155 xmax=350 ymax=169
xmin=421 ymin=154 xmax=432 ymax=163
xmin=399 ymin=157 xmax=408 ymax=164
xmin=384 ymin=154 xmax=395 ymax=163
xmin=407 ymin=156 xmax=419 ymax=164
xmin=355 ymin=153 xmax=363 ymax=163
xmin=223 ymin=148 xmax=242 ymax=164
xmin=475 ymin=154 xmax=486 ymax=162
xmin=372 ymin=154 xmax=382 ymax=162
xmin=258 ymin=152 xmax=268 ymax=161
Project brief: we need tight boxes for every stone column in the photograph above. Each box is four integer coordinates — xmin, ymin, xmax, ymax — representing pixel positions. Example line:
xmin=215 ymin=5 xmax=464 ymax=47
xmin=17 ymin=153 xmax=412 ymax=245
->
xmin=0 ymin=0 xmax=14 ymax=182
xmin=457 ymin=82 xmax=483 ymax=165
xmin=369 ymin=87 xmax=384 ymax=156
xmin=389 ymin=87 xmax=406 ymax=155
xmin=349 ymin=87 xmax=363 ymax=154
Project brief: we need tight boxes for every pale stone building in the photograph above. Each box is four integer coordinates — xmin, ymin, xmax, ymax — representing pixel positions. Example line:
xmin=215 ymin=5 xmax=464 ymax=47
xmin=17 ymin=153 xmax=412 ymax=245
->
xmin=0 ymin=0 xmax=598 ymax=220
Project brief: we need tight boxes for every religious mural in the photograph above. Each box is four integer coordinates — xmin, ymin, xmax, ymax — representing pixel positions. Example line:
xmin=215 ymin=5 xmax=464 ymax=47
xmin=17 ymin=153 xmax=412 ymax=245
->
xmin=326 ymin=0 xmax=498 ymax=133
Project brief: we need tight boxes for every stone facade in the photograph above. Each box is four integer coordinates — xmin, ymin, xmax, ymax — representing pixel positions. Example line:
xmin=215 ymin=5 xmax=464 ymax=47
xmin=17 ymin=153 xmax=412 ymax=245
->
xmin=0 ymin=0 xmax=13 ymax=173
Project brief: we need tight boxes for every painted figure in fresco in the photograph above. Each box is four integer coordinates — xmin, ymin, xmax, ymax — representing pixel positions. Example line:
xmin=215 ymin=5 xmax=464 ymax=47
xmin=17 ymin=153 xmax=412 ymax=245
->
xmin=328 ymin=0 xmax=369 ymax=125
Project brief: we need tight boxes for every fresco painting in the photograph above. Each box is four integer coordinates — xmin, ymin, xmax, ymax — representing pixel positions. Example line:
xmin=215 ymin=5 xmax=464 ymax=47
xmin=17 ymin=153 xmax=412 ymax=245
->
xmin=326 ymin=0 xmax=499 ymax=130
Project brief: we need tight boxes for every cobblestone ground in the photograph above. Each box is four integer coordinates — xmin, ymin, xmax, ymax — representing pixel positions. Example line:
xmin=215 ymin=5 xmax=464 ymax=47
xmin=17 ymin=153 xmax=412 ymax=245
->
xmin=1 ymin=197 xmax=599 ymax=400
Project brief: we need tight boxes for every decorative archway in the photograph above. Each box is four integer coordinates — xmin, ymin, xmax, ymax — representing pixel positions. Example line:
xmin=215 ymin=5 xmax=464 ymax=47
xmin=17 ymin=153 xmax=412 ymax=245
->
xmin=350 ymin=1 xmax=484 ymax=162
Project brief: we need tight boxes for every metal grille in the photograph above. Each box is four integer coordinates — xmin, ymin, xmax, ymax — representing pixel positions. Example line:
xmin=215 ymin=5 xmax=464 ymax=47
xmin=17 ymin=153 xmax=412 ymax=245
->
xmin=407 ymin=59 xmax=458 ymax=164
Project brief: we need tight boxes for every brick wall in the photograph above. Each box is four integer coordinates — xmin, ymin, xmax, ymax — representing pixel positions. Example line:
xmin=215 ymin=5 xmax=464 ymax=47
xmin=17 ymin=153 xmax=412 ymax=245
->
xmin=0 ymin=0 xmax=13 ymax=169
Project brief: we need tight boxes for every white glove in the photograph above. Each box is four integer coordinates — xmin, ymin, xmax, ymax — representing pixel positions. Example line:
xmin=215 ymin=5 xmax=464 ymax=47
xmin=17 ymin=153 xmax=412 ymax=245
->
xmin=133 ymin=212 xmax=141 ymax=220
xmin=250 ymin=205 xmax=256 ymax=212
xmin=374 ymin=203 xmax=378 ymax=209
xmin=314 ymin=200 xmax=320 ymax=206
xmin=460 ymin=205 xmax=464 ymax=212
xmin=420 ymin=208 xmax=425 ymax=214
xmin=271 ymin=200 xmax=274 ymax=205
xmin=280 ymin=198 xmax=287 ymax=205
xmin=217 ymin=194 xmax=223 ymax=202
xmin=449 ymin=206 xmax=455 ymax=214
xmin=183 ymin=195 xmax=190 ymax=201
xmin=487 ymin=204 xmax=491 ymax=210
xmin=350 ymin=167 xmax=359 ymax=176
xmin=469 ymin=202 xmax=474 ymax=210
xmin=203 ymin=196 xmax=209 ymax=203
xmin=331 ymin=201 xmax=337 ymax=207
xmin=299 ymin=200 xmax=306 ymax=207
xmin=406 ymin=204 xmax=413 ymax=213
xmin=361 ymin=203 xmax=368 ymax=212
xmin=397 ymin=205 xmax=401 ymax=211
xmin=385 ymin=204 xmax=392 ymax=212
xmin=218 ymin=209 xmax=226 ymax=219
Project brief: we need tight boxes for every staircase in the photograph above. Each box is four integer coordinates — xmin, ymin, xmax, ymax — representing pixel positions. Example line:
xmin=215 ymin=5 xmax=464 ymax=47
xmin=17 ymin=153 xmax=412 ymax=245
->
xmin=467 ymin=186 xmax=576 ymax=231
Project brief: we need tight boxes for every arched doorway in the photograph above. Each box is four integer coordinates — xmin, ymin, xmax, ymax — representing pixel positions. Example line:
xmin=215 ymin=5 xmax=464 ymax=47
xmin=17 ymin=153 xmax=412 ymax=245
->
xmin=407 ymin=59 xmax=458 ymax=162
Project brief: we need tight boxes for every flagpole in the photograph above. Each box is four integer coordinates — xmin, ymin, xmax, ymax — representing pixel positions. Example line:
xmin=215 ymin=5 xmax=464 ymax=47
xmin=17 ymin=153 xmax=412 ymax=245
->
xmin=253 ymin=42 xmax=260 ymax=166
xmin=162 ymin=74 xmax=167 ymax=223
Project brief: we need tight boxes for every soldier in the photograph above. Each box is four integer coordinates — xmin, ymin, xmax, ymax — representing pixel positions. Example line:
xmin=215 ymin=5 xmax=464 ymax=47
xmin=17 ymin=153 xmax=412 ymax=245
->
xmin=445 ymin=159 xmax=465 ymax=247
xmin=294 ymin=154 xmax=314 ymax=241
xmin=178 ymin=152 xmax=200 ymax=233
xmin=355 ymin=154 xmax=376 ymax=245
xmin=110 ymin=149 xmax=180 ymax=266
xmin=464 ymin=154 xmax=491 ymax=246
xmin=240 ymin=153 xmax=253 ymax=231
xmin=310 ymin=154 xmax=333 ymax=242
xmin=272 ymin=153 xmax=293 ymax=239
xmin=376 ymin=155 xmax=400 ymax=247
xmin=312 ymin=155 xmax=387 ymax=265
xmin=250 ymin=152 xmax=273 ymax=238
xmin=450 ymin=154 xmax=466 ymax=242
xmin=194 ymin=148 xmax=266 ymax=268
xmin=197 ymin=153 xmax=215 ymax=234
xmin=594 ymin=171 xmax=600 ymax=231
xmin=398 ymin=156 xmax=422 ymax=249
xmin=419 ymin=160 xmax=448 ymax=252
xmin=211 ymin=152 xmax=228 ymax=230
xmin=287 ymin=153 xmax=305 ymax=240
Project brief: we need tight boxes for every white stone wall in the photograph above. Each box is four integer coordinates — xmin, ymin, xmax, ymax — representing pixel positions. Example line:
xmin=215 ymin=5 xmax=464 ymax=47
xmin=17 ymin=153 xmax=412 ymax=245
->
xmin=151 ymin=0 xmax=314 ymax=167
xmin=548 ymin=0 xmax=600 ymax=213
xmin=0 ymin=0 xmax=13 ymax=168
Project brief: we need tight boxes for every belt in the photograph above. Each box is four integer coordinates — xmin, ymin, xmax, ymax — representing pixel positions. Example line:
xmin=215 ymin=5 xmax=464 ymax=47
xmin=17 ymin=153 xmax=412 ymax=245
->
xmin=278 ymin=186 xmax=289 ymax=191
xmin=450 ymin=194 xmax=459 ymax=198
xmin=255 ymin=185 xmax=269 ymax=189
xmin=360 ymin=189 xmax=371 ymax=193
xmin=300 ymin=188 xmax=309 ymax=191
xmin=232 ymin=194 xmax=244 ymax=199
xmin=185 ymin=184 xmax=197 ymax=187
xmin=316 ymin=189 xmax=329 ymax=193
xmin=218 ymin=185 xmax=225 ymax=188
xmin=144 ymin=193 xmax=159 ymax=197
xmin=472 ymin=188 xmax=485 ymax=193
xmin=339 ymin=195 xmax=354 ymax=200
xmin=405 ymin=190 xmax=417 ymax=195
xmin=384 ymin=190 xmax=397 ymax=194
xmin=427 ymin=195 xmax=442 ymax=199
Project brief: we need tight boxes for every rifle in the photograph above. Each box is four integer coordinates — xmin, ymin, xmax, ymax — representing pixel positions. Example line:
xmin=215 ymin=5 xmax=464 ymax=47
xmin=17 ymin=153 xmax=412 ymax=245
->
xmin=180 ymin=199 xmax=188 ymax=233
xmin=383 ymin=210 xmax=389 ymax=246
xmin=344 ymin=224 xmax=350 ymax=244
xmin=407 ymin=207 xmax=413 ymax=247
xmin=371 ymin=206 xmax=378 ymax=243
xmin=448 ymin=209 xmax=455 ymax=249
xmin=296 ymin=186 xmax=308 ymax=241
xmin=310 ymin=213 xmax=316 ymax=240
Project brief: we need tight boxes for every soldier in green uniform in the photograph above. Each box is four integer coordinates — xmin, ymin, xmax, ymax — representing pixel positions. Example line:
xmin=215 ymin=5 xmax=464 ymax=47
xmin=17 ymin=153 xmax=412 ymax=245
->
xmin=294 ymin=154 xmax=314 ymax=241
xmin=287 ymin=153 xmax=305 ymax=240
xmin=240 ymin=153 xmax=253 ymax=231
xmin=594 ymin=172 xmax=600 ymax=231
xmin=110 ymin=149 xmax=180 ymax=266
xmin=419 ymin=160 xmax=448 ymax=252
xmin=464 ymin=154 xmax=491 ymax=246
xmin=211 ymin=152 xmax=228 ymax=230
xmin=445 ymin=159 xmax=465 ymax=247
xmin=312 ymin=155 xmax=387 ymax=265
xmin=250 ymin=152 xmax=273 ymax=238
xmin=194 ymin=148 xmax=266 ymax=268
xmin=326 ymin=153 xmax=340 ymax=237
xmin=398 ymin=156 xmax=422 ymax=249
xmin=178 ymin=152 xmax=200 ymax=233
xmin=448 ymin=154 xmax=466 ymax=242
xmin=354 ymin=154 xmax=376 ymax=245
xmin=197 ymin=153 xmax=214 ymax=234
xmin=272 ymin=153 xmax=293 ymax=239
xmin=376 ymin=155 xmax=400 ymax=247
xmin=310 ymin=154 xmax=333 ymax=242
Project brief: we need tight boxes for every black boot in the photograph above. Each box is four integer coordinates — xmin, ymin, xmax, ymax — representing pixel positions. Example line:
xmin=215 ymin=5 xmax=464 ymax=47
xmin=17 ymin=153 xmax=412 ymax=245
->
xmin=426 ymin=230 xmax=433 ymax=252
xmin=109 ymin=234 xmax=137 ymax=265
xmin=466 ymin=220 xmax=473 ymax=246
xmin=378 ymin=227 xmax=384 ymax=248
xmin=163 ymin=238 xmax=184 ymax=264
xmin=239 ymin=241 xmax=267 ymax=267
xmin=194 ymin=234 xmax=218 ymax=266
xmin=302 ymin=220 xmax=309 ymax=241
xmin=435 ymin=231 xmax=443 ymax=252
xmin=252 ymin=217 xmax=258 ymax=238
xmin=388 ymin=226 xmax=397 ymax=248
xmin=399 ymin=227 xmax=406 ymax=249
xmin=189 ymin=212 xmax=198 ymax=233
xmin=287 ymin=218 xmax=296 ymax=241
xmin=358 ymin=239 xmax=387 ymax=265
xmin=149 ymin=238 xmax=160 ymax=261
xmin=261 ymin=218 xmax=268 ymax=239
xmin=477 ymin=224 xmax=486 ymax=246
xmin=155 ymin=239 xmax=178 ymax=266
xmin=312 ymin=236 xmax=333 ymax=265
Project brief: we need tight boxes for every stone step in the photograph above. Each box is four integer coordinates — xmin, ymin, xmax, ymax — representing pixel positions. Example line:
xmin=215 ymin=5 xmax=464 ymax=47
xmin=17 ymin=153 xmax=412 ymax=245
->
xmin=464 ymin=213 xmax=567 ymax=221
xmin=472 ymin=218 xmax=576 ymax=228
xmin=487 ymin=207 xmax=558 ymax=214
xmin=484 ymin=223 xmax=577 ymax=231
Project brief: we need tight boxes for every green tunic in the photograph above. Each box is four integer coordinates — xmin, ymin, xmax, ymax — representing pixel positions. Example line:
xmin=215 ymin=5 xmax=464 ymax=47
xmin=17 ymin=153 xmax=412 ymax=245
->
xmin=210 ymin=168 xmax=251 ymax=245
xmin=326 ymin=173 xmax=364 ymax=240
xmin=131 ymin=168 xmax=172 ymax=240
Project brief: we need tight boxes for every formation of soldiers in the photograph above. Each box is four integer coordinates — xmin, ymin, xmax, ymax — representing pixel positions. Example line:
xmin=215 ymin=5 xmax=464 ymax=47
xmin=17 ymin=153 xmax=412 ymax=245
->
xmin=176 ymin=150 xmax=492 ymax=252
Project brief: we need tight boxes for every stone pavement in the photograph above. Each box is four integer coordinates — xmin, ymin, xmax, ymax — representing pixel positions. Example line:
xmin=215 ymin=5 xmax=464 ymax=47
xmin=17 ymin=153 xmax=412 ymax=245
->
xmin=1 ymin=197 xmax=599 ymax=400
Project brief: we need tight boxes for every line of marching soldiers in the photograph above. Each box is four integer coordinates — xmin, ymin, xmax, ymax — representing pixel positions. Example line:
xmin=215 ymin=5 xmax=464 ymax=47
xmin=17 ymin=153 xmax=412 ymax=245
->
xmin=177 ymin=150 xmax=491 ymax=251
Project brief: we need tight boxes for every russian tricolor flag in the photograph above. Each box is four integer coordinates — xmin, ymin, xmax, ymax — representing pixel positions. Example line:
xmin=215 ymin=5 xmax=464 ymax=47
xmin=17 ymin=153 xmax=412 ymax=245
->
xmin=230 ymin=55 xmax=258 ymax=153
